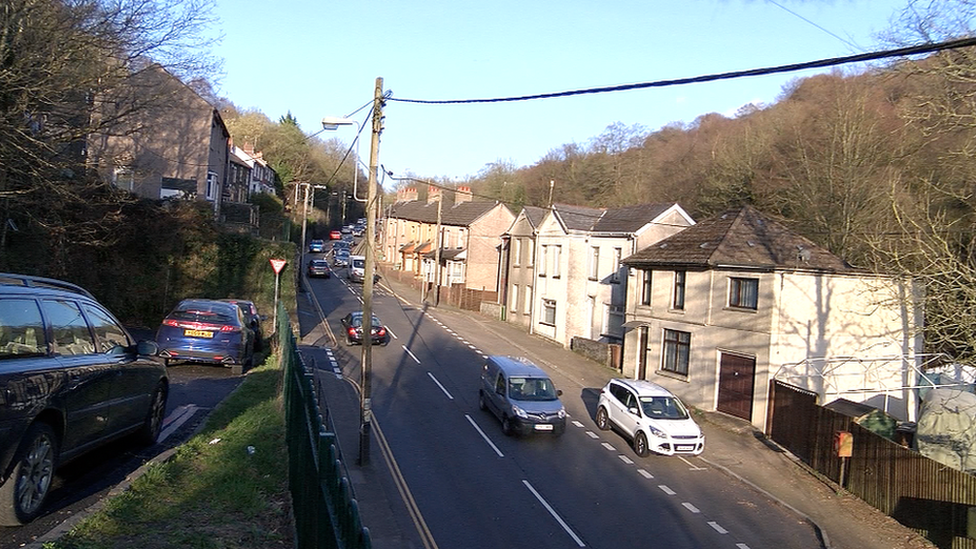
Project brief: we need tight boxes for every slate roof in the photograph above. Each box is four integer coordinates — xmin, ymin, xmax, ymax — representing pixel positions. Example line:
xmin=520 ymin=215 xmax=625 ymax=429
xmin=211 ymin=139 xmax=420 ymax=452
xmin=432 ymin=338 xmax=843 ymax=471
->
xmin=592 ymin=203 xmax=680 ymax=234
xmin=386 ymin=200 xmax=509 ymax=227
xmin=550 ymin=202 xmax=683 ymax=234
xmin=622 ymin=205 xmax=856 ymax=273
xmin=523 ymin=206 xmax=547 ymax=228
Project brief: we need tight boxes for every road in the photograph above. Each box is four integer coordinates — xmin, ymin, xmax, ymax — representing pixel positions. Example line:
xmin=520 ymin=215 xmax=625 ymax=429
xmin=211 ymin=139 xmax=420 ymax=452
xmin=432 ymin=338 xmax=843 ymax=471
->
xmin=304 ymin=260 xmax=821 ymax=549
xmin=0 ymin=360 xmax=242 ymax=549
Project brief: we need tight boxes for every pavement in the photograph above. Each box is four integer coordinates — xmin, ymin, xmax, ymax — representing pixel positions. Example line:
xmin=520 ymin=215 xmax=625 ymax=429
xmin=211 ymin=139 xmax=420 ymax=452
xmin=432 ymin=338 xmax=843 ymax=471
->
xmin=296 ymin=265 xmax=936 ymax=549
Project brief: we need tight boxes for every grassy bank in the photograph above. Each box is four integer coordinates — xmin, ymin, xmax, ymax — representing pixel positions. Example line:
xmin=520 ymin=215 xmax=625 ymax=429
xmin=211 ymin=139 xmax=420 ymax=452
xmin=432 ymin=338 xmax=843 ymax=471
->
xmin=48 ymin=355 xmax=293 ymax=549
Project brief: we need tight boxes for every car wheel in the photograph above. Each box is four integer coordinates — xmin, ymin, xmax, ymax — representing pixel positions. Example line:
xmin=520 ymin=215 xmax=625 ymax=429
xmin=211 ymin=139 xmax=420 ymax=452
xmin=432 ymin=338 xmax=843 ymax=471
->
xmin=0 ymin=422 xmax=58 ymax=526
xmin=634 ymin=431 xmax=650 ymax=457
xmin=345 ymin=337 xmax=354 ymax=347
xmin=501 ymin=416 xmax=515 ymax=437
xmin=596 ymin=407 xmax=611 ymax=431
xmin=478 ymin=391 xmax=487 ymax=411
xmin=136 ymin=383 xmax=167 ymax=446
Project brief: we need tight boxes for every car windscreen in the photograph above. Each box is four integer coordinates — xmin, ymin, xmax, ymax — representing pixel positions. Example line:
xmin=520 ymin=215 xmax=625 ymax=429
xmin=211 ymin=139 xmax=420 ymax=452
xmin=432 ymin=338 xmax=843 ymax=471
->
xmin=508 ymin=377 xmax=558 ymax=401
xmin=352 ymin=259 xmax=365 ymax=268
xmin=639 ymin=396 xmax=689 ymax=419
xmin=171 ymin=305 xmax=237 ymax=324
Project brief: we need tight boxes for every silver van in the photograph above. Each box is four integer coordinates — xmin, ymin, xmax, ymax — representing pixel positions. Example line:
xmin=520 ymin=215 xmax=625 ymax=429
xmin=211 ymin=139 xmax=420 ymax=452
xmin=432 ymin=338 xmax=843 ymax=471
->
xmin=479 ymin=356 xmax=566 ymax=436
xmin=348 ymin=255 xmax=365 ymax=282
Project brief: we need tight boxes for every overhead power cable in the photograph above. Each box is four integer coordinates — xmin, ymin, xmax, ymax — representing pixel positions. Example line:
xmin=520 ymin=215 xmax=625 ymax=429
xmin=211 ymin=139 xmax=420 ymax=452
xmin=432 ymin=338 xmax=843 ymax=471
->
xmin=389 ymin=36 xmax=976 ymax=105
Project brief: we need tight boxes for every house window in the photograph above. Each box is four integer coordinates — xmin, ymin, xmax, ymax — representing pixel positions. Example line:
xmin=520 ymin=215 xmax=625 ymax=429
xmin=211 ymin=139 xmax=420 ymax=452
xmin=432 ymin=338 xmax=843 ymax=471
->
xmin=589 ymin=246 xmax=600 ymax=280
xmin=528 ymin=241 xmax=535 ymax=266
xmin=206 ymin=171 xmax=219 ymax=200
xmin=524 ymin=285 xmax=532 ymax=315
xmin=662 ymin=329 xmax=690 ymax=376
xmin=672 ymin=271 xmax=686 ymax=310
xmin=514 ymin=238 xmax=522 ymax=267
xmin=607 ymin=305 xmax=624 ymax=339
xmin=611 ymin=247 xmax=622 ymax=283
xmin=552 ymin=245 xmax=562 ymax=278
xmin=539 ymin=245 xmax=548 ymax=277
xmin=729 ymin=277 xmax=759 ymax=310
xmin=113 ymin=166 xmax=134 ymax=191
xmin=510 ymin=285 xmax=519 ymax=314
xmin=641 ymin=270 xmax=652 ymax=306
xmin=541 ymin=298 xmax=556 ymax=326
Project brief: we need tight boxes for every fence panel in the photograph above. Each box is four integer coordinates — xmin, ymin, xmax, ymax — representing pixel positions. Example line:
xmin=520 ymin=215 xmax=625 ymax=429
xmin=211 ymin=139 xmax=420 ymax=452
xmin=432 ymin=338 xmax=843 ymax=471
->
xmin=280 ymin=303 xmax=371 ymax=549
xmin=769 ymin=379 xmax=976 ymax=549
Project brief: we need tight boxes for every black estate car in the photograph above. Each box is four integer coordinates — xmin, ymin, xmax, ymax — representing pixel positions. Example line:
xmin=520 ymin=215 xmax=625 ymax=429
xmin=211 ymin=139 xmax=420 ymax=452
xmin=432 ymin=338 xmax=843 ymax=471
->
xmin=0 ymin=273 xmax=167 ymax=525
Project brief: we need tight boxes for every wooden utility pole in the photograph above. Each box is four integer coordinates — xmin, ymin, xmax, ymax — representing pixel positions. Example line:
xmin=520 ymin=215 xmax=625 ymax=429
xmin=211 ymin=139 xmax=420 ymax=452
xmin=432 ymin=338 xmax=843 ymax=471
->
xmin=434 ymin=192 xmax=442 ymax=306
xmin=359 ymin=77 xmax=384 ymax=466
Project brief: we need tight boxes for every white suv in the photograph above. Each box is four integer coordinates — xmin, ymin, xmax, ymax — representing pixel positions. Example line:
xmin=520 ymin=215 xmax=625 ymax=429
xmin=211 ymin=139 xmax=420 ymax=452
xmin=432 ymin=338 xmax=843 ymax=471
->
xmin=595 ymin=379 xmax=704 ymax=457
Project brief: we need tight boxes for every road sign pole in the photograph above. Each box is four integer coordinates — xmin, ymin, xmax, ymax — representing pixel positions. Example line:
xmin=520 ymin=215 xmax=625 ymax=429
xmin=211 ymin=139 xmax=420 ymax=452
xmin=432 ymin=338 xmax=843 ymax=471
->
xmin=270 ymin=259 xmax=287 ymax=334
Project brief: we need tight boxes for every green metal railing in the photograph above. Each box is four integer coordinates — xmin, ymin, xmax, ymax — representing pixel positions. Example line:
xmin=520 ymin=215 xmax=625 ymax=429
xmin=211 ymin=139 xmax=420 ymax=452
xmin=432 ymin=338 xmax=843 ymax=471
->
xmin=280 ymin=303 xmax=371 ymax=549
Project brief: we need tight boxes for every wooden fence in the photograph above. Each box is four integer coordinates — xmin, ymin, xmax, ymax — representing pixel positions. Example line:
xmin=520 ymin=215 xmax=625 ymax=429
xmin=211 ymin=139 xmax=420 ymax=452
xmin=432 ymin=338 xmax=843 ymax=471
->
xmin=768 ymin=379 xmax=976 ymax=549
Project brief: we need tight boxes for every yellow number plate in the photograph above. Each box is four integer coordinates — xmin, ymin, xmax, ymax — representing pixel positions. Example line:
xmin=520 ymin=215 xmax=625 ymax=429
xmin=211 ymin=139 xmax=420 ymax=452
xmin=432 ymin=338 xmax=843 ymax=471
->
xmin=184 ymin=329 xmax=214 ymax=338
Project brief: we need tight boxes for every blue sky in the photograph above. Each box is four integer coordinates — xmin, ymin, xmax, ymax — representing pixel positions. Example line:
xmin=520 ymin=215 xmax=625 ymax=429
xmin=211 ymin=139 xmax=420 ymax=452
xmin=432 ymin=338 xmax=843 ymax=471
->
xmin=212 ymin=0 xmax=909 ymax=183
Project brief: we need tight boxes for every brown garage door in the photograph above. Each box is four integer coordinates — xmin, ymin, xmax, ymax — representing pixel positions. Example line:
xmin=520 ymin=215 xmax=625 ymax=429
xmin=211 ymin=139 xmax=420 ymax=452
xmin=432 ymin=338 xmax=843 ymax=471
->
xmin=717 ymin=353 xmax=756 ymax=421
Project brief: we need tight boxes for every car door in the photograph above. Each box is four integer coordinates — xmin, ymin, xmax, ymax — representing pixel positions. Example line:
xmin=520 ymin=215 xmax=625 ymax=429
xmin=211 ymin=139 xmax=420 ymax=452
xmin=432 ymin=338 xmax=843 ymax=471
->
xmin=608 ymin=384 xmax=640 ymax=438
xmin=41 ymin=298 xmax=116 ymax=454
xmin=488 ymin=370 xmax=507 ymax=419
xmin=82 ymin=302 xmax=157 ymax=433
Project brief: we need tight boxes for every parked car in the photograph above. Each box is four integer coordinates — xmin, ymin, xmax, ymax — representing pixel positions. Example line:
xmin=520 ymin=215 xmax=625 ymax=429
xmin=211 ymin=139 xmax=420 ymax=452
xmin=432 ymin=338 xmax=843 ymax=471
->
xmin=308 ymin=239 xmax=325 ymax=253
xmin=0 ymin=273 xmax=167 ymax=525
xmin=329 ymin=230 xmax=342 ymax=240
xmin=307 ymin=259 xmax=331 ymax=278
xmin=155 ymin=299 xmax=255 ymax=374
xmin=595 ymin=379 xmax=704 ymax=456
xmin=339 ymin=312 xmax=388 ymax=346
xmin=479 ymin=356 xmax=566 ymax=436
xmin=219 ymin=298 xmax=265 ymax=350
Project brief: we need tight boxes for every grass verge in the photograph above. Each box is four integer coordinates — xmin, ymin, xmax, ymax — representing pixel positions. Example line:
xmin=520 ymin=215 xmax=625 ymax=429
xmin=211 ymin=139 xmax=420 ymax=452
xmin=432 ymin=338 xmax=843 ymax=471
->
xmin=47 ymin=355 xmax=293 ymax=549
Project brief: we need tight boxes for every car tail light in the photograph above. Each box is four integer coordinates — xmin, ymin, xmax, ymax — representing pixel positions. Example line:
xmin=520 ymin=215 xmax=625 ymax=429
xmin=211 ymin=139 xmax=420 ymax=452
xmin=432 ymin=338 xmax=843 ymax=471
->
xmin=376 ymin=327 xmax=386 ymax=337
xmin=163 ymin=318 xmax=180 ymax=327
xmin=220 ymin=325 xmax=240 ymax=333
xmin=347 ymin=327 xmax=357 ymax=337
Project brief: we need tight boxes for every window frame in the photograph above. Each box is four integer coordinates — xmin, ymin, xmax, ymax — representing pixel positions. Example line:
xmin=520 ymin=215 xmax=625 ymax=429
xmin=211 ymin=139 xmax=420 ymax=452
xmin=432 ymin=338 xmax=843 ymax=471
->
xmin=662 ymin=328 xmax=691 ymax=376
xmin=641 ymin=269 xmax=653 ymax=306
xmin=672 ymin=270 xmax=686 ymax=310
xmin=729 ymin=277 xmax=759 ymax=310
xmin=588 ymin=246 xmax=600 ymax=281
xmin=611 ymin=247 xmax=622 ymax=283
xmin=541 ymin=298 xmax=556 ymax=326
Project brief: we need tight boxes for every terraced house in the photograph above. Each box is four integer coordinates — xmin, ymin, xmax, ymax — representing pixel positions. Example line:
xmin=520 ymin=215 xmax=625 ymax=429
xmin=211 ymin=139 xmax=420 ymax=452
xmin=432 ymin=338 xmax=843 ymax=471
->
xmin=620 ymin=206 xmax=923 ymax=431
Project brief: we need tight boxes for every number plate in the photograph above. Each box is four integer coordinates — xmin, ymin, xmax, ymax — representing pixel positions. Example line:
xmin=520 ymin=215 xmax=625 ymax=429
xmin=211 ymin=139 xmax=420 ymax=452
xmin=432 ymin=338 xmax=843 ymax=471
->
xmin=534 ymin=424 xmax=554 ymax=431
xmin=676 ymin=445 xmax=696 ymax=451
xmin=184 ymin=329 xmax=214 ymax=338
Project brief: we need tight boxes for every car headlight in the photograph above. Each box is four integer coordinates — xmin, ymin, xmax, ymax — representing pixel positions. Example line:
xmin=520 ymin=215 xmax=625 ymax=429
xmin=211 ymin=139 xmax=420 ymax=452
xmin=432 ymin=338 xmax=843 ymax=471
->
xmin=512 ymin=405 xmax=528 ymax=419
xmin=557 ymin=408 xmax=566 ymax=419
xmin=647 ymin=425 xmax=667 ymax=438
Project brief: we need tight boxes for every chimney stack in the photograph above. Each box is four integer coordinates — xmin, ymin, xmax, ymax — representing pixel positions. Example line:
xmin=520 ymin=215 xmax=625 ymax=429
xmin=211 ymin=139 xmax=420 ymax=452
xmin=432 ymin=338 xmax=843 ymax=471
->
xmin=427 ymin=184 xmax=442 ymax=204
xmin=455 ymin=185 xmax=473 ymax=204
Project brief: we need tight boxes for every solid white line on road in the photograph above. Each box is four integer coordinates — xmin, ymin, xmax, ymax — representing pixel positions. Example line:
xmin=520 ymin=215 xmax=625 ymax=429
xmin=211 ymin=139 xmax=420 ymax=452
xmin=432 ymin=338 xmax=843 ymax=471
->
xmin=465 ymin=414 xmax=504 ymax=457
xmin=403 ymin=346 xmax=421 ymax=364
xmin=601 ymin=442 xmax=616 ymax=451
xmin=586 ymin=431 xmax=599 ymax=439
xmin=522 ymin=480 xmax=586 ymax=547
xmin=658 ymin=485 xmax=676 ymax=495
xmin=571 ymin=420 xmax=584 ymax=428
xmin=428 ymin=372 xmax=454 ymax=400
xmin=637 ymin=469 xmax=654 ymax=479
xmin=682 ymin=502 xmax=700 ymax=513
xmin=618 ymin=455 xmax=634 ymax=465
xmin=159 ymin=405 xmax=199 ymax=442
xmin=708 ymin=522 xmax=729 ymax=534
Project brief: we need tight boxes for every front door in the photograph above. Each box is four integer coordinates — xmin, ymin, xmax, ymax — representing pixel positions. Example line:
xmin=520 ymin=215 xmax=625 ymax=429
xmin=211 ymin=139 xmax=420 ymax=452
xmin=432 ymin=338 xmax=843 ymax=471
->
xmin=717 ymin=353 xmax=756 ymax=421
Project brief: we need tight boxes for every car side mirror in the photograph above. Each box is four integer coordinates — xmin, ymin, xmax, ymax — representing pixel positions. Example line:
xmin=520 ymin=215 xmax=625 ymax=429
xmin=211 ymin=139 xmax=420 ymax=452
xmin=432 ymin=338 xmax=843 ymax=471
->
xmin=136 ymin=340 xmax=160 ymax=356
xmin=628 ymin=406 xmax=640 ymax=416
xmin=556 ymin=389 xmax=563 ymax=397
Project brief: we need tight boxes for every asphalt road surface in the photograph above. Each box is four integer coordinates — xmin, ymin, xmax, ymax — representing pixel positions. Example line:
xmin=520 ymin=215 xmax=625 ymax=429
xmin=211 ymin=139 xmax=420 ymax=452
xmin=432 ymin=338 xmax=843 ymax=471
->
xmin=305 ymin=267 xmax=822 ymax=549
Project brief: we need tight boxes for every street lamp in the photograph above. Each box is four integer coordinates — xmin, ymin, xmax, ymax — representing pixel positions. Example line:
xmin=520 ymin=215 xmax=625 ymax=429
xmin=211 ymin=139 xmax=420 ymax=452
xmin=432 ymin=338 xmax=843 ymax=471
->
xmin=321 ymin=116 xmax=366 ymax=204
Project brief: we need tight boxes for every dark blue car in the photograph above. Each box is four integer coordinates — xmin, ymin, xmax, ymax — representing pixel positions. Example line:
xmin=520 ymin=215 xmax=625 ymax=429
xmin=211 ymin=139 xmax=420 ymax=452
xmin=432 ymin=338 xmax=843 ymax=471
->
xmin=155 ymin=299 xmax=254 ymax=374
